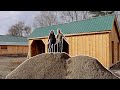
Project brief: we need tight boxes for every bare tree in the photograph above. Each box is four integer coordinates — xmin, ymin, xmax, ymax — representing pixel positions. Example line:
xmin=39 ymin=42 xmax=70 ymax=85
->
xmin=23 ymin=26 xmax=31 ymax=37
xmin=60 ymin=11 xmax=89 ymax=23
xmin=82 ymin=11 xmax=89 ymax=19
xmin=60 ymin=11 xmax=75 ymax=22
xmin=88 ymin=11 xmax=115 ymax=17
xmin=33 ymin=11 xmax=59 ymax=28
xmin=7 ymin=21 xmax=31 ymax=37
xmin=33 ymin=11 xmax=90 ymax=28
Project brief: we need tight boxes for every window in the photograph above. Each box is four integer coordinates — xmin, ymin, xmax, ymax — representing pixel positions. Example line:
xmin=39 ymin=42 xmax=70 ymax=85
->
xmin=1 ymin=46 xmax=7 ymax=49
xmin=117 ymin=43 xmax=119 ymax=61
xmin=112 ymin=41 xmax=114 ymax=64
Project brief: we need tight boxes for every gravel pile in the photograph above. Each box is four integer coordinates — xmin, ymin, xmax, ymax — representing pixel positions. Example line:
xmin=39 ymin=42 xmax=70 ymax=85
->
xmin=6 ymin=53 xmax=70 ymax=79
xmin=66 ymin=56 xmax=118 ymax=79
xmin=6 ymin=53 xmax=118 ymax=79
xmin=109 ymin=61 xmax=120 ymax=77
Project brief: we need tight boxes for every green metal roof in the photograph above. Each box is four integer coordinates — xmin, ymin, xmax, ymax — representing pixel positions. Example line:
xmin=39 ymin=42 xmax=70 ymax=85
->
xmin=0 ymin=42 xmax=27 ymax=46
xmin=28 ymin=15 xmax=115 ymax=39
xmin=0 ymin=35 xmax=28 ymax=45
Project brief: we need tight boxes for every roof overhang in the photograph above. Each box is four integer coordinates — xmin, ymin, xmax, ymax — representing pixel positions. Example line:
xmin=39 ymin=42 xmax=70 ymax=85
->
xmin=28 ymin=30 xmax=111 ymax=40
xmin=0 ymin=42 xmax=28 ymax=46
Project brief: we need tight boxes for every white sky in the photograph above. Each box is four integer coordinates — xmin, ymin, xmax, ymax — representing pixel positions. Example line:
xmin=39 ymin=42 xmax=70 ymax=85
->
xmin=0 ymin=11 xmax=40 ymax=35
xmin=0 ymin=11 xmax=119 ymax=35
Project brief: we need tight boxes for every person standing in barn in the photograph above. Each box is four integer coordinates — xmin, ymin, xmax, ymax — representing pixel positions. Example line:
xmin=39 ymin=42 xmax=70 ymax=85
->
xmin=48 ymin=30 xmax=56 ymax=52
xmin=56 ymin=29 xmax=66 ymax=53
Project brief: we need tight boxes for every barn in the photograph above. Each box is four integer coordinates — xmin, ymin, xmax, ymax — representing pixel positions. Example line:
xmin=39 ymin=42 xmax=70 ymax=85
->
xmin=28 ymin=15 xmax=120 ymax=69
xmin=0 ymin=35 xmax=28 ymax=56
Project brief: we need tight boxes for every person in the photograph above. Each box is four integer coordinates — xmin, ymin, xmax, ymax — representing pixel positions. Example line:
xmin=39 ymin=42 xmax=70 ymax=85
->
xmin=56 ymin=29 xmax=66 ymax=52
xmin=48 ymin=30 xmax=56 ymax=52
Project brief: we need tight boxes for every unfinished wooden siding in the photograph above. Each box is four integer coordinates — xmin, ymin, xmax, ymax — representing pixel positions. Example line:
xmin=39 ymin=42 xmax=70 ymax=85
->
xmin=109 ymin=21 xmax=120 ymax=67
xmin=67 ymin=33 xmax=110 ymax=68
xmin=41 ymin=38 xmax=48 ymax=53
xmin=28 ymin=39 xmax=33 ymax=57
xmin=0 ymin=45 xmax=28 ymax=55
xmin=28 ymin=32 xmax=110 ymax=68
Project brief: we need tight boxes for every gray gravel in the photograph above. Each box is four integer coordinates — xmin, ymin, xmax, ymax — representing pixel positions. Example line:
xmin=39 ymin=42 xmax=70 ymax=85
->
xmin=110 ymin=61 xmax=120 ymax=77
xmin=66 ymin=56 xmax=118 ymax=79
xmin=6 ymin=53 xmax=70 ymax=79
xmin=5 ymin=53 xmax=119 ymax=79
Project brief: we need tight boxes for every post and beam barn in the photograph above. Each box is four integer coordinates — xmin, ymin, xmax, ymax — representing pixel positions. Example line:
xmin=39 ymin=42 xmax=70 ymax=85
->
xmin=0 ymin=35 xmax=28 ymax=56
xmin=28 ymin=15 xmax=120 ymax=69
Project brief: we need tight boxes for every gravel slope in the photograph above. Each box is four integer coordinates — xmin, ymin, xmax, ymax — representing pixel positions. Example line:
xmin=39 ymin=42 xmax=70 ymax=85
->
xmin=6 ymin=53 xmax=70 ymax=79
xmin=66 ymin=56 xmax=118 ymax=79
xmin=6 ymin=53 xmax=119 ymax=79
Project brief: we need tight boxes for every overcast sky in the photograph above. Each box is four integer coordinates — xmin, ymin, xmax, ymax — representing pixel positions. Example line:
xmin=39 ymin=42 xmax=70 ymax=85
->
xmin=0 ymin=11 xmax=40 ymax=35
xmin=0 ymin=11 xmax=120 ymax=35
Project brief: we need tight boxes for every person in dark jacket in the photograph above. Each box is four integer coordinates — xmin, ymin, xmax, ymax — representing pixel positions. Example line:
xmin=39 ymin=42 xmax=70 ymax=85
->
xmin=48 ymin=30 xmax=56 ymax=52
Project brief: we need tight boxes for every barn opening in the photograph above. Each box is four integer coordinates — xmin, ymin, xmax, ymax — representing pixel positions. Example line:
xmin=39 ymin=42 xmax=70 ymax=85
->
xmin=31 ymin=40 xmax=45 ymax=57
xmin=62 ymin=39 xmax=69 ymax=54
xmin=112 ymin=41 xmax=114 ymax=64
xmin=47 ymin=39 xmax=69 ymax=54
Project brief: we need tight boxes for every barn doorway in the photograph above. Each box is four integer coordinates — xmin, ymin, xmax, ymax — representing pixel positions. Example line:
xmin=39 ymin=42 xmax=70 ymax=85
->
xmin=62 ymin=39 xmax=69 ymax=54
xmin=47 ymin=39 xmax=69 ymax=54
xmin=31 ymin=40 xmax=45 ymax=57
xmin=112 ymin=41 xmax=114 ymax=64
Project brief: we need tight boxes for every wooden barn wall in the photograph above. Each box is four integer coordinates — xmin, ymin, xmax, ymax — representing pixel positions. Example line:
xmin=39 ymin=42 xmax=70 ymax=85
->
xmin=28 ymin=40 xmax=33 ymax=57
xmin=29 ymin=33 xmax=110 ymax=68
xmin=41 ymin=38 xmax=48 ymax=53
xmin=109 ymin=21 xmax=120 ymax=67
xmin=0 ymin=45 xmax=28 ymax=55
xmin=67 ymin=33 xmax=109 ymax=68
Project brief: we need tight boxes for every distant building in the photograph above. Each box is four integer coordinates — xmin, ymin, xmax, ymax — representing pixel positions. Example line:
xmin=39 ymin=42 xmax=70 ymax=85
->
xmin=28 ymin=15 xmax=120 ymax=69
xmin=0 ymin=35 xmax=28 ymax=56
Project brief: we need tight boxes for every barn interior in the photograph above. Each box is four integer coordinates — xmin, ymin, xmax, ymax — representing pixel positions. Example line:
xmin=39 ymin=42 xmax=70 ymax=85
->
xmin=31 ymin=39 xmax=69 ymax=57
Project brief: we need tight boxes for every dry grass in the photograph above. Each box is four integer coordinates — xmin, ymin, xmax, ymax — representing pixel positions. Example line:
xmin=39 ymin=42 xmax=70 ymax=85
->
xmin=0 ymin=56 xmax=26 ymax=79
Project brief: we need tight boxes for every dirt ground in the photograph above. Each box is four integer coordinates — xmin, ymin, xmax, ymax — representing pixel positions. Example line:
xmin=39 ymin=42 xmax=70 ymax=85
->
xmin=0 ymin=56 xmax=26 ymax=79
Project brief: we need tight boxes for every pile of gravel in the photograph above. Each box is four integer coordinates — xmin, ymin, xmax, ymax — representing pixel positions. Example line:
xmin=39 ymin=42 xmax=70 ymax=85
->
xmin=66 ymin=56 xmax=118 ymax=79
xmin=109 ymin=61 xmax=120 ymax=77
xmin=5 ymin=53 xmax=119 ymax=79
xmin=6 ymin=53 xmax=70 ymax=79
